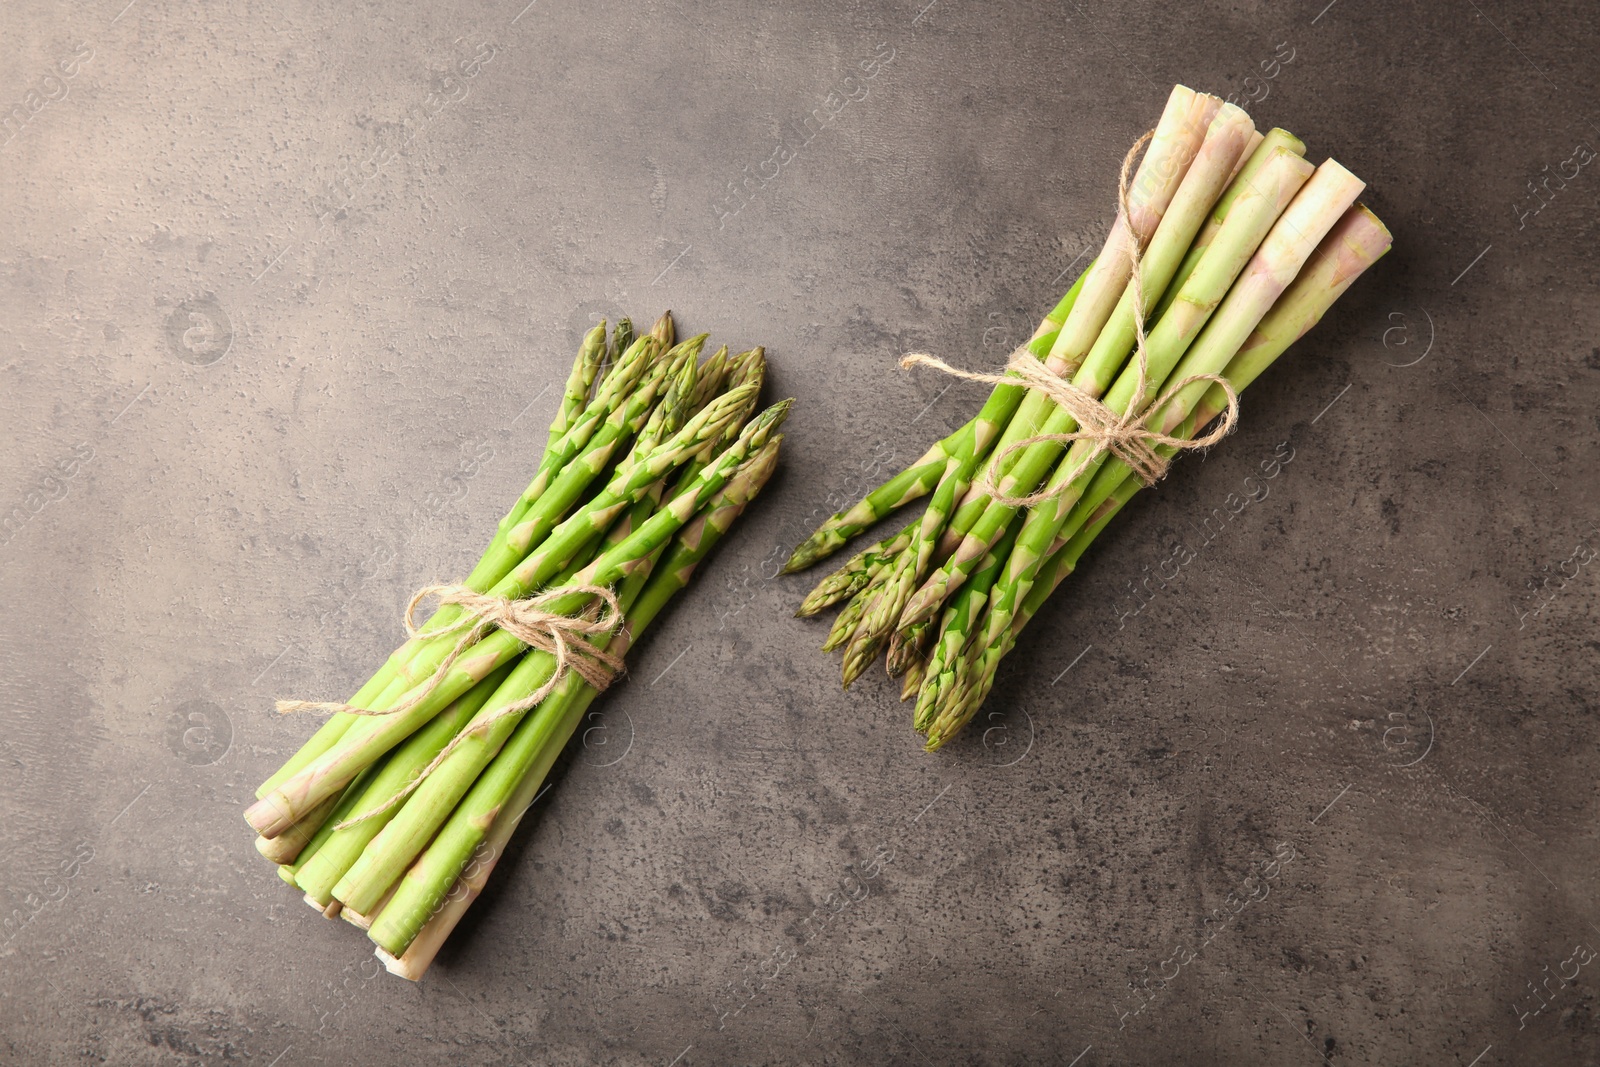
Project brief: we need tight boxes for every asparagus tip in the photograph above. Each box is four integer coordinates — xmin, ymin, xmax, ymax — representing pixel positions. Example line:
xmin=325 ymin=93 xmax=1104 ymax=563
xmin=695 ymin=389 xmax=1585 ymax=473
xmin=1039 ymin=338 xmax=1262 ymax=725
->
xmin=840 ymin=648 xmax=875 ymax=689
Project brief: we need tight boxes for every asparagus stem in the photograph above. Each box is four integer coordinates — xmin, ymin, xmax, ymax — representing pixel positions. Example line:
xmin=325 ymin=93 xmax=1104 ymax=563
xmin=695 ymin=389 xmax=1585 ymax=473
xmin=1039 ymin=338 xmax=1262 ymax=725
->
xmin=1226 ymin=129 xmax=1266 ymax=185
xmin=340 ymin=885 xmax=394 ymax=931
xmin=333 ymin=546 xmax=665 ymax=916
xmin=318 ymin=488 xmax=666 ymax=909
xmin=783 ymin=439 xmax=954 ymax=574
xmin=254 ymin=668 xmax=393 ymax=799
xmin=1049 ymin=87 xmax=1220 ymax=373
xmin=277 ymin=763 xmax=385 ymax=883
xmin=1073 ymin=105 xmax=1257 ymax=410
xmin=1151 ymin=128 xmax=1306 ymax=322
xmin=981 ymin=87 xmax=1220 ymax=487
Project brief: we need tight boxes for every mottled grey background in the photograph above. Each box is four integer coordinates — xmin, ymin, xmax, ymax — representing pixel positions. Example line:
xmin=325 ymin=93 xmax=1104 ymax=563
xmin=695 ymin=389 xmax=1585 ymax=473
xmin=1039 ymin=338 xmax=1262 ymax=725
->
xmin=2 ymin=0 xmax=1597 ymax=1063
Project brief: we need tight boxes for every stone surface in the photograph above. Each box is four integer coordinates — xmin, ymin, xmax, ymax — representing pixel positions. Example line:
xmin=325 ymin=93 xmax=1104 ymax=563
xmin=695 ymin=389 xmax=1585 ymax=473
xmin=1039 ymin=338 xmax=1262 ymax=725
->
xmin=2 ymin=0 xmax=1598 ymax=1063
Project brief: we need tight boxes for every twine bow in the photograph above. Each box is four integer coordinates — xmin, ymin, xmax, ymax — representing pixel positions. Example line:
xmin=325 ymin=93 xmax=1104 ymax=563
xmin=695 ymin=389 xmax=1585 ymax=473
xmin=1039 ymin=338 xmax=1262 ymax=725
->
xmin=902 ymin=131 xmax=1240 ymax=509
xmin=276 ymin=582 xmax=626 ymax=828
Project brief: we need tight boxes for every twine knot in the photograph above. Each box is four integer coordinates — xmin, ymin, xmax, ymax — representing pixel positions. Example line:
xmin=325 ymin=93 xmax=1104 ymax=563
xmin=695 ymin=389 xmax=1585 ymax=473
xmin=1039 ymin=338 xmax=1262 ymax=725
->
xmin=400 ymin=583 xmax=626 ymax=695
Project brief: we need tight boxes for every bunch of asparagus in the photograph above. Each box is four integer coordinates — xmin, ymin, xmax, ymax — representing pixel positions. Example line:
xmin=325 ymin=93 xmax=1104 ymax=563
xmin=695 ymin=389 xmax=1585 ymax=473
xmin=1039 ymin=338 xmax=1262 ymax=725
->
xmin=246 ymin=313 xmax=790 ymax=978
xmin=786 ymin=85 xmax=1392 ymax=750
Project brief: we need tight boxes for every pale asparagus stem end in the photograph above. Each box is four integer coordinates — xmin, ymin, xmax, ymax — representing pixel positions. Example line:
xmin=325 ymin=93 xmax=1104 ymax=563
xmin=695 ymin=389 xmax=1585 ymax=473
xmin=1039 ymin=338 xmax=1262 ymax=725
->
xmin=1044 ymin=85 xmax=1220 ymax=374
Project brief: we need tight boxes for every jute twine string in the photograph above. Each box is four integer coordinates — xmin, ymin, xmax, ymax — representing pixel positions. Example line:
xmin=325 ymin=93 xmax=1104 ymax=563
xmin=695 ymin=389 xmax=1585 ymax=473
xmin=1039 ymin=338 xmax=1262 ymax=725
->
xmin=901 ymin=131 xmax=1240 ymax=509
xmin=276 ymin=582 xmax=626 ymax=828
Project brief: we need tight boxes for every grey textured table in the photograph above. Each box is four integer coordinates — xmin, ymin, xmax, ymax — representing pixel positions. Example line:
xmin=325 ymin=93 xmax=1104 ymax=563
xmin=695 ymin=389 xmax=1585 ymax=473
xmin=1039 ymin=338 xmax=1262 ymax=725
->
xmin=3 ymin=0 xmax=1598 ymax=1063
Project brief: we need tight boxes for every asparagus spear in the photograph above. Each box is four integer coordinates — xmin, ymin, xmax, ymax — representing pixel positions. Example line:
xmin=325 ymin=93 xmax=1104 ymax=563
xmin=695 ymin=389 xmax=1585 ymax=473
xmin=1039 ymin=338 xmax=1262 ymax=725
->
xmin=976 ymin=87 xmax=1220 ymax=489
xmin=841 ymin=242 xmax=1136 ymax=676
xmin=254 ymin=667 xmax=392 ymax=802
xmin=624 ymin=336 xmax=707 ymax=463
xmin=796 ymin=519 xmax=917 ymax=617
xmin=924 ymin=469 xmax=1140 ymax=749
xmin=822 ymin=555 xmax=898 ymax=653
xmin=548 ymin=322 xmax=608 ymax=452
xmin=723 ymin=346 xmax=767 ymax=401
xmin=463 ymin=338 xmax=679 ymax=583
xmin=792 ymin=263 xmax=1092 ymax=649
xmin=912 ymin=516 xmax=1021 ymax=732
xmin=1150 ymin=128 xmax=1306 ymax=322
xmin=349 ymin=379 xmax=757 ymax=708
xmin=1065 ymin=105 xmax=1258 ymax=422
xmin=648 ymin=310 xmax=675 ymax=348
xmin=368 ymin=437 xmax=783 ymax=963
xmin=884 ymin=615 xmax=931 ymax=679
xmin=838 ymin=400 xmax=997 ymax=685
xmin=610 ymin=317 xmax=635 ymax=363
xmin=372 ymin=336 xmax=674 ymax=696
xmin=899 ymin=653 xmax=927 ymax=703
xmin=685 ymin=345 xmax=730 ymax=414
xmin=498 ymin=335 xmax=663 ymax=535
